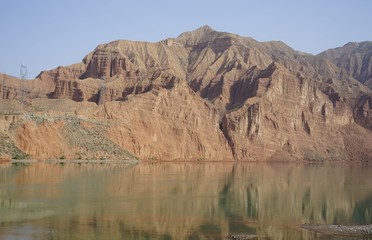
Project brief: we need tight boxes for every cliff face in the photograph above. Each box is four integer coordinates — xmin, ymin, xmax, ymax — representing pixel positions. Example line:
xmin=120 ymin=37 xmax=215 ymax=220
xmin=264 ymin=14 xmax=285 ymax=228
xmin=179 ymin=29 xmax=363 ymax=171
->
xmin=91 ymin=80 xmax=233 ymax=161
xmin=1 ymin=26 xmax=372 ymax=161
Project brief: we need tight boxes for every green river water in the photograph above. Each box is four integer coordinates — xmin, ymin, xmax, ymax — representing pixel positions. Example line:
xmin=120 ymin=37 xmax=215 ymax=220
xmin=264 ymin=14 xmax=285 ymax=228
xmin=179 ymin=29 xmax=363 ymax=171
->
xmin=0 ymin=162 xmax=371 ymax=240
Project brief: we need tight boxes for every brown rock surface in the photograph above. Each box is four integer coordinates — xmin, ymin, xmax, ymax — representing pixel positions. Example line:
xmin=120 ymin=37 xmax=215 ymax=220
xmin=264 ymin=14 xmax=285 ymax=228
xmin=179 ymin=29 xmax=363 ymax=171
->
xmin=0 ymin=26 xmax=372 ymax=161
xmin=0 ymin=153 xmax=10 ymax=162
xmin=89 ymin=80 xmax=232 ymax=160
xmin=319 ymin=41 xmax=372 ymax=89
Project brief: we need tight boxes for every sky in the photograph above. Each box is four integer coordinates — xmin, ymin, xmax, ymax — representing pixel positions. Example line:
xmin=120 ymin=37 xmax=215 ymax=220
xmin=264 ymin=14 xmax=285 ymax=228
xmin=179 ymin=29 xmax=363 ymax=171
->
xmin=1 ymin=0 xmax=371 ymax=79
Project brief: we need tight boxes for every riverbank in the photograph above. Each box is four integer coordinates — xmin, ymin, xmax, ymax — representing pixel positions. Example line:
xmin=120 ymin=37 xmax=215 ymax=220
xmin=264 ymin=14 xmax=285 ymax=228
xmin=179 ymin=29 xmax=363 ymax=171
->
xmin=8 ymin=159 xmax=140 ymax=165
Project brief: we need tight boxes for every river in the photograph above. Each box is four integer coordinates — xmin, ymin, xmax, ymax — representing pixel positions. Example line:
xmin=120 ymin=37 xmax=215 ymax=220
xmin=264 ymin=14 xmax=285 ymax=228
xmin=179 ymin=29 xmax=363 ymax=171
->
xmin=0 ymin=162 xmax=371 ymax=239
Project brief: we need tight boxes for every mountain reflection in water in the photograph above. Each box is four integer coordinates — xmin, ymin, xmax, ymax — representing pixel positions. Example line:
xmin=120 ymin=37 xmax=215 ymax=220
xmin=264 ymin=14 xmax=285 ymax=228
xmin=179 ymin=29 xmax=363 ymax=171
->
xmin=0 ymin=162 xmax=371 ymax=240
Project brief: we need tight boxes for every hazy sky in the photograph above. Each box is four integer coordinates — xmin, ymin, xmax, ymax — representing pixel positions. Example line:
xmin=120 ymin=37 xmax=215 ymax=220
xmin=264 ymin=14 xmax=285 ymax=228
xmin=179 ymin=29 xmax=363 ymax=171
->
xmin=1 ymin=0 xmax=371 ymax=78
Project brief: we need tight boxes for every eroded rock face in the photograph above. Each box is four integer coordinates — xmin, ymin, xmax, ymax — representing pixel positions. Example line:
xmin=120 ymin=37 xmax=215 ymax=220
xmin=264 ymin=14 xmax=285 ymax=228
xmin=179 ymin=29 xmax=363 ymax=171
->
xmin=219 ymin=63 xmax=354 ymax=160
xmin=319 ymin=41 xmax=372 ymax=89
xmin=15 ymin=121 xmax=66 ymax=159
xmin=12 ymin=112 xmax=136 ymax=160
xmin=1 ymin=26 xmax=372 ymax=161
xmin=84 ymin=80 xmax=233 ymax=161
xmin=354 ymin=94 xmax=372 ymax=130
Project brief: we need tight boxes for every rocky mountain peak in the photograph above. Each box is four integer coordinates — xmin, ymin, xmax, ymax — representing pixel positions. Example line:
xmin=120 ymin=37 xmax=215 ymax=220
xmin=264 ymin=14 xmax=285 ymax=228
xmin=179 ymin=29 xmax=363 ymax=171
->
xmin=175 ymin=25 xmax=216 ymax=48
xmin=178 ymin=25 xmax=215 ymax=37
xmin=195 ymin=25 xmax=215 ymax=33
xmin=319 ymin=41 xmax=372 ymax=89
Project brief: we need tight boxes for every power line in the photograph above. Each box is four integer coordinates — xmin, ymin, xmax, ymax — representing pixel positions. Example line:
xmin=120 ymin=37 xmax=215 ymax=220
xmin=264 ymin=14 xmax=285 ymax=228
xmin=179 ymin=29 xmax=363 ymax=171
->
xmin=20 ymin=64 xmax=28 ymax=104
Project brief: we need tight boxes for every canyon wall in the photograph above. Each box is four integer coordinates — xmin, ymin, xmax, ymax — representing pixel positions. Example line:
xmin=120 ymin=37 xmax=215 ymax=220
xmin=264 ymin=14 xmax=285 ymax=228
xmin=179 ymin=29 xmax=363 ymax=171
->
xmin=1 ymin=26 xmax=372 ymax=161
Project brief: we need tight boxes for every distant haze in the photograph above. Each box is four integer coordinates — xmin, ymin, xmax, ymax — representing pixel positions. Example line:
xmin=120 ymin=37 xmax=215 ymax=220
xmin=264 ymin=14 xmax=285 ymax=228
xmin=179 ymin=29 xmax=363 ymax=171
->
xmin=0 ymin=0 xmax=371 ymax=78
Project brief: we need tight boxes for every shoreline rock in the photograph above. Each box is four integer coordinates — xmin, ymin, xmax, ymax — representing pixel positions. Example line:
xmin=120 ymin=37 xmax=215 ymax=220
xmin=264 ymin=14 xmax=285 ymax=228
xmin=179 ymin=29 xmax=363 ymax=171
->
xmin=0 ymin=154 xmax=11 ymax=163
xmin=302 ymin=223 xmax=372 ymax=236
xmin=225 ymin=234 xmax=258 ymax=240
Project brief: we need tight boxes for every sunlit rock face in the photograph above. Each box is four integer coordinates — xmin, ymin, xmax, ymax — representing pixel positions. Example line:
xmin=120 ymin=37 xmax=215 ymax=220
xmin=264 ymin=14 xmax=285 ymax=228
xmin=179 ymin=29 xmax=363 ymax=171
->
xmin=319 ymin=41 xmax=372 ymax=89
xmin=1 ymin=27 xmax=372 ymax=161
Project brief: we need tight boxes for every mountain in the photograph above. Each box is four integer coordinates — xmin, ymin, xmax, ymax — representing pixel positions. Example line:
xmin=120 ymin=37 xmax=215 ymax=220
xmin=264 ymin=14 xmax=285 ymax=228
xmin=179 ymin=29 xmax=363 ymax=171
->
xmin=318 ymin=41 xmax=372 ymax=89
xmin=0 ymin=26 xmax=371 ymax=161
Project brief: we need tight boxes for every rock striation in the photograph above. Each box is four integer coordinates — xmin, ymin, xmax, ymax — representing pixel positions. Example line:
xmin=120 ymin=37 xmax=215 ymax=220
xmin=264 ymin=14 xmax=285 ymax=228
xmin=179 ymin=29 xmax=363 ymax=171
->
xmin=0 ymin=26 xmax=372 ymax=161
xmin=319 ymin=41 xmax=372 ymax=89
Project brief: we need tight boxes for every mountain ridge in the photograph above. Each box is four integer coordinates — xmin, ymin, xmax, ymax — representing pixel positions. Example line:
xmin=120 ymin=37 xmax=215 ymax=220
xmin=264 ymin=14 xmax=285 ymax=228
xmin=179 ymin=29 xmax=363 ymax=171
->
xmin=0 ymin=26 xmax=371 ymax=161
xmin=318 ymin=41 xmax=372 ymax=89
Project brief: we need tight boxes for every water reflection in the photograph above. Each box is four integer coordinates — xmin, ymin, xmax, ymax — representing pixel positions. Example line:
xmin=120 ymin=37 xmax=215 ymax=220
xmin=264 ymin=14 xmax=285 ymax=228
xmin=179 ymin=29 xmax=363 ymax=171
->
xmin=0 ymin=162 xmax=371 ymax=239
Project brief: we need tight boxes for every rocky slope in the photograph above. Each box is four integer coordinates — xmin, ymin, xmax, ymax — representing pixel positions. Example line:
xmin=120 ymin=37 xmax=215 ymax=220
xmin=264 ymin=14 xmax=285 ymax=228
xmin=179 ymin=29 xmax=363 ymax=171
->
xmin=0 ymin=26 xmax=371 ymax=161
xmin=319 ymin=41 xmax=372 ymax=89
